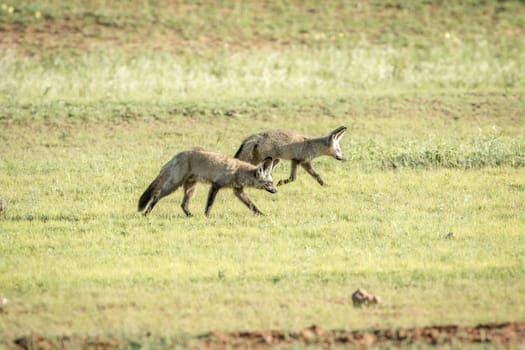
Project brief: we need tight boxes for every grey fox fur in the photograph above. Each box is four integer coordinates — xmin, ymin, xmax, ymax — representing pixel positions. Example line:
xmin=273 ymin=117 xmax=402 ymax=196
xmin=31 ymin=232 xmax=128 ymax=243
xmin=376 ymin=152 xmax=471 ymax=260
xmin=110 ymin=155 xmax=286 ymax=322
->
xmin=138 ymin=149 xmax=279 ymax=216
xmin=234 ymin=126 xmax=346 ymax=186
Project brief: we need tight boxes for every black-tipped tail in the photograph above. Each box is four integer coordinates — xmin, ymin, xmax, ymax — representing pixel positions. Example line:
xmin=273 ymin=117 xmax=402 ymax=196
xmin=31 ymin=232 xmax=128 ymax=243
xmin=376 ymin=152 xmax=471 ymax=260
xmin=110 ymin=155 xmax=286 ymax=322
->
xmin=138 ymin=178 xmax=158 ymax=212
xmin=233 ymin=142 xmax=245 ymax=159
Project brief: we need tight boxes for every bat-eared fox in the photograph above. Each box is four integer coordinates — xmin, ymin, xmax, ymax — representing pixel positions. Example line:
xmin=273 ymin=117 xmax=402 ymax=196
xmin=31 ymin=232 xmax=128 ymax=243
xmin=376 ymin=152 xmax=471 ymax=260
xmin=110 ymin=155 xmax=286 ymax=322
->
xmin=138 ymin=149 xmax=279 ymax=216
xmin=234 ymin=126 xmax=346 ymax=186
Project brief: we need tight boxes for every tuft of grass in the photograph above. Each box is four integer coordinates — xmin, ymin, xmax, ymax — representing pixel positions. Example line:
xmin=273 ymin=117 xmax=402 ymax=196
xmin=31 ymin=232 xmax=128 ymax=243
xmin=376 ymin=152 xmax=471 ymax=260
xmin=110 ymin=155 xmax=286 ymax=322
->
xmin=351 ymin=133 xmax=525 ymax=169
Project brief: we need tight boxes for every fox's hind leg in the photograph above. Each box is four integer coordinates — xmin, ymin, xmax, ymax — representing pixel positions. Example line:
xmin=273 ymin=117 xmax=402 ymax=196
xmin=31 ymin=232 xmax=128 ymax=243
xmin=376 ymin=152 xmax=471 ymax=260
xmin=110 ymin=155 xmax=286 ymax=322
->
xmin=144 ymin=191 xmax=163 ymax=215
xmin=181 ymin=178 xmax=197 ymax=217
xmin=277 ymin=159 xmax=299 ymax=186
xmin=144 ymin=179 xmax=183 ymax=216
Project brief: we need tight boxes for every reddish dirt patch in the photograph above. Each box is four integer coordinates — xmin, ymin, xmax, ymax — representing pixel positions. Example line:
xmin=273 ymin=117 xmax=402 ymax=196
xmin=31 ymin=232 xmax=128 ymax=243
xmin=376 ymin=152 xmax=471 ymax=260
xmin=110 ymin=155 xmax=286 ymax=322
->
xmin=13 ymin=333 xmax=127 ymax=350
xmin=0 ymin=21 xmax=189 ymax=55
xmin=13 ymin=322 xmax=525 ymax=349
xmin=0 ymin=19 xmax=281 ymax=56
xmin=196 ymin=322 xmax=525 ymax=349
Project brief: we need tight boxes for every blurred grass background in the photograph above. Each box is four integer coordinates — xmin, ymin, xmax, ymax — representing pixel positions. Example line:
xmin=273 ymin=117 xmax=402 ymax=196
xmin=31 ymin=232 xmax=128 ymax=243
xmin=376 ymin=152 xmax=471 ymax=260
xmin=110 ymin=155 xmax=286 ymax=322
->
xmin=1 ymin=0 xmax=524 ymax=103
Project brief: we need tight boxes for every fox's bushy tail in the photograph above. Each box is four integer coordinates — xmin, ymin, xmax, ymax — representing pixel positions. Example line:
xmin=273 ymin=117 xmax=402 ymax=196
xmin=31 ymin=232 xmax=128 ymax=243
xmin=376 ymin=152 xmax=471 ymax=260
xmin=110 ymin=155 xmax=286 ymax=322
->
xmin=137 ymin=177 xmax=159 ymax=212
xmin=234 ymin=137 xmax=257 ymax=163
xmin=233 ymin=143 xmax=244 ymax=159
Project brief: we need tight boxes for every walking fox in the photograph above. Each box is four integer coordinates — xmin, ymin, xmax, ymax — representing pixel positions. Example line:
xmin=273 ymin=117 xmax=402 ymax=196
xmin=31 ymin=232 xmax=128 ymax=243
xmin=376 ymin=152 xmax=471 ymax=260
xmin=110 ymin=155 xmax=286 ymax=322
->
xmin=234 ymin=126 xmax=346 ymax=186
xmin=138 ymin=149 xmax=279 ymax=216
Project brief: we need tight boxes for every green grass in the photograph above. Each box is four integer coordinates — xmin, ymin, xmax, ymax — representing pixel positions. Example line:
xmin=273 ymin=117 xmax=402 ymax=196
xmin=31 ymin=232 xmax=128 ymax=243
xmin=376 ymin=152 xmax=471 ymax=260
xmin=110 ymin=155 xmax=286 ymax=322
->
xmin=1 ymin=115 xmax=524 ymax=347
xmin=1 ymin=44 xmax=524 ymax=103
xmin=1 ymin=0 xmax=525 ymax=348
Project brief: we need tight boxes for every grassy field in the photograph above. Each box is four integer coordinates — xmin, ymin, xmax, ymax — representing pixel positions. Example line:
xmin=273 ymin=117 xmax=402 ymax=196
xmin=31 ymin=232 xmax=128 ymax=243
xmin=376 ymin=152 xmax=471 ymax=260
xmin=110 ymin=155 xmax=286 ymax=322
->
xmin=1 ymin=0 xmax=525 ymax=348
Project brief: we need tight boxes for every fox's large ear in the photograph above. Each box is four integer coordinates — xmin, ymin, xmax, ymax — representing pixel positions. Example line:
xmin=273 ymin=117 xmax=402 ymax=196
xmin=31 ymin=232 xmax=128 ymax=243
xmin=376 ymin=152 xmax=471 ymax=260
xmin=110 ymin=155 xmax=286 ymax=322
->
xmin=330 ymin=126 xmax=347 ymax=142
xmin=271 ymin=158 xmax=280 ymax=170
xmin=261 ymin=157 xmax=274 ymax=173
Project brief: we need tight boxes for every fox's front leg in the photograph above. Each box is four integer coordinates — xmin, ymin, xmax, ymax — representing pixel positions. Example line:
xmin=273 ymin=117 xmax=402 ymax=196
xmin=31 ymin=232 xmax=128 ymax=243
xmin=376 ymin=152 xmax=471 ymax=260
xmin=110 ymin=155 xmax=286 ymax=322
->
xmin=301 ymin=162 xmax=324 ymax=186
xmin=233 ymin=187 xmax=263 ymax=215
xmin=205 ymin=183 xmax=221 ymax=216
xmin=277 ymin=159 xmax=299 ymax=186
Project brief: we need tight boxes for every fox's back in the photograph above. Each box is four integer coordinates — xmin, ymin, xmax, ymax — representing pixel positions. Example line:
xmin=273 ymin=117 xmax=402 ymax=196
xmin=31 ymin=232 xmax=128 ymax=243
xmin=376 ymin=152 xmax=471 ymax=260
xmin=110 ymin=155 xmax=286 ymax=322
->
xmin=176 ymin=149 xmax=254 ymax=183
xmin=245 ymin=129 xmax=309 ymax=162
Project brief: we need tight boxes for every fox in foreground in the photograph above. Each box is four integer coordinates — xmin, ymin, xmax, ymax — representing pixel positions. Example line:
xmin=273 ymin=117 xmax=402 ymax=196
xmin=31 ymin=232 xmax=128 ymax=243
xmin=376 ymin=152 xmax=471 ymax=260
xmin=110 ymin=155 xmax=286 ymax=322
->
xmin=138 ymin=149 xmax=280 ymax=216
xmin=234 ymin=126 xmax=347 ymax=186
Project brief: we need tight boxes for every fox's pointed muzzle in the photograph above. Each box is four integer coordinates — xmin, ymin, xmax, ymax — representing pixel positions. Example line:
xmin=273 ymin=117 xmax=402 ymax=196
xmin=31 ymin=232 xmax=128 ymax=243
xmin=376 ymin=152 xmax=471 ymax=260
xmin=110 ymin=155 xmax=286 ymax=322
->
xmin=335 ymin=155 xmax=344 ymax=161
xmin=265 ymin=184 xmax=277 ymax=194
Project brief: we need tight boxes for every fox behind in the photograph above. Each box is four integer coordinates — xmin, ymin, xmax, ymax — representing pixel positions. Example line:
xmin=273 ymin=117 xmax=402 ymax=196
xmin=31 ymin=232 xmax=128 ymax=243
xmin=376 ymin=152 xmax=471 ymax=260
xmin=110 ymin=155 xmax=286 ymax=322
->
xmin=138 ymin=149 xmax=279 ymax=216
xmin=234 ymin=126 xmax=346 ymax=186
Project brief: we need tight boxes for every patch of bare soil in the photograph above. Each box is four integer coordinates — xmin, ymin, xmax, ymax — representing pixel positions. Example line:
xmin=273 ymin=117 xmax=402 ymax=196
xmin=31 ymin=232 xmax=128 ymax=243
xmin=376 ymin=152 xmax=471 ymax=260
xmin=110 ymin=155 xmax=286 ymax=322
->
xmin=13 ymin=322 xmax=525 ymax=349
xmin=196 ymin=322 xmax=525 ymax=349
xmin=0 ymin=20 xmax=186 ymax=54
xmin=13 ymin=333 xmax=127 ymax=350
xmin=0 ymin=19 xmax=281 ymax=55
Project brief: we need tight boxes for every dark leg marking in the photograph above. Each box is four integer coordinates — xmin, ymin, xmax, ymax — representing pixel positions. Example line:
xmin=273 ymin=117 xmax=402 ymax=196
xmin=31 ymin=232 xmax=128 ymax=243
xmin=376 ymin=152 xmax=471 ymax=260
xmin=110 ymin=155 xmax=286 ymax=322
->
xmin=205 ymin=183 xmax=221 ymax=216
xmin=277 ymin=159 xmax=299 ymax=186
